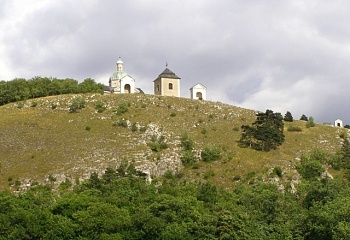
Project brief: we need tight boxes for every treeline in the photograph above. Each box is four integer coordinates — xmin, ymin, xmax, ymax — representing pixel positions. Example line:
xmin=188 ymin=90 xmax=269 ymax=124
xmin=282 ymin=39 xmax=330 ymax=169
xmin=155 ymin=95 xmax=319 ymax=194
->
xmin=0 ymin=77 xmax=104 ymax=106
xmin=1 ymin=158 xmax=350 ymax=239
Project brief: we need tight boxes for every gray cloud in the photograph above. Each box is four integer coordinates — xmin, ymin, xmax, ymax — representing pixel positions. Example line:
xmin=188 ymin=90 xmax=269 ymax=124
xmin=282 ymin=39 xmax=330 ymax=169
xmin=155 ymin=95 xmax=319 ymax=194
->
xmin=1 ymin=0 xmax=350 ymax=124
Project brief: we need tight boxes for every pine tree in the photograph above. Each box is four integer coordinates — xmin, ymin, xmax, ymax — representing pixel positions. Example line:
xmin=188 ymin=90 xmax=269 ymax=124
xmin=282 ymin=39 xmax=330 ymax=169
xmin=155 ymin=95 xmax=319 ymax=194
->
xmin=284 ymin=111 xmax=293 ymax=122
xmin=240 ymin=110 xmax=285 ymax=151
xmin=300 ymin=114 xmax=308 ymax=121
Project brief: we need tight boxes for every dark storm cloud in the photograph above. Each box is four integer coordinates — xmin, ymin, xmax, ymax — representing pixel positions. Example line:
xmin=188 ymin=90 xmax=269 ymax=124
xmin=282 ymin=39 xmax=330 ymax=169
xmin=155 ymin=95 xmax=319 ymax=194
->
xmin=1 ymin=0 xmax=350 ymax=124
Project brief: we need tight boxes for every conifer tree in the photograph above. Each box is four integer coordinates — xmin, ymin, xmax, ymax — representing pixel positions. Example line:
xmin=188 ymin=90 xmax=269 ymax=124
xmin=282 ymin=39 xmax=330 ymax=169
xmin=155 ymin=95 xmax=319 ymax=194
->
xmin=240 ymin=109 xmax=285 ymax=151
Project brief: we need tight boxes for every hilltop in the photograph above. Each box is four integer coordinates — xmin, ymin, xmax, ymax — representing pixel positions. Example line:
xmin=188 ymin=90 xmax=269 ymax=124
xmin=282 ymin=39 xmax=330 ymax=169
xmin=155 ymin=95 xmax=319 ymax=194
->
xmin=0 ymin=93 xmax=346 ymax=190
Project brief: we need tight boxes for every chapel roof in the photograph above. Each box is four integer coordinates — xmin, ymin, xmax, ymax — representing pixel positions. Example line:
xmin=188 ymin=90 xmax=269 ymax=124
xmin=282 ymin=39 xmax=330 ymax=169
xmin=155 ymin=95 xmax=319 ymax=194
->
xmin=158 ymin=68 xmax=180 ymax=79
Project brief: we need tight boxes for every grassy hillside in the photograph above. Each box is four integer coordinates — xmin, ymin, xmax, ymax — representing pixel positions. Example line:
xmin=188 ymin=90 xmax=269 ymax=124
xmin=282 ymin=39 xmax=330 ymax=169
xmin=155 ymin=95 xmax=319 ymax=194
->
xmin=0 ymin=93 xmax=346 ymax=190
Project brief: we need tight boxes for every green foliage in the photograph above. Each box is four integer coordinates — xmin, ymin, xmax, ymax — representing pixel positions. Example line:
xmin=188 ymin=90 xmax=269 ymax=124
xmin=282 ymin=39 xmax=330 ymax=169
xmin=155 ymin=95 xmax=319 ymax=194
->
xmin=300 ymin=114 xmax=308 ymax=121
xmin=170 ymin=112 xmax=176 ymax=117
xmin=95 ymin=101 xmax=106 ymax=113
xmin=131 ymin=122 xmax=138 ymax=132
xmin=30 ymin=101 xmax=38 ymax=107
xmin=0 ymin=77 xmax=103 ymax=106
xmin=117 ymin=119 xmax=128 ymax=127
xmin=180 ymin=132 xmax=194 ymax=151
xmin=69 ymin=97 xmax=85 ymax=113
xmin=1 ymin=168 xmax=350 ymax=239
xmin=240 ymin=109 xmax=285 ymax=151
xmin=284 ymin=111 xmax=293 ymax=122
xmin=115 ymin=102 xmax=129 ymax=115
xmin=201 ymin=145 xmax=222 ymax=162
xmin=297 ymin=151 xmax=325 ymax=180
xmin=85 ymin=126 xmax=91 ymax=131
xmin=180 ymin=150 xmax=197 ymax=167
xmin=306 ymin=116 xmax=316 ymax=128
xmin=273 ymin=166 xmax=283 ymax=177
xmin=287 ymin=125 xmax=302 ymax=132
xmin=148 ymin=135 xmax=168 ymax=152
xmin=204 ymin=169 xmax=215 ymax=179
xmin=164 ymin=170 xmax=174 ymax=179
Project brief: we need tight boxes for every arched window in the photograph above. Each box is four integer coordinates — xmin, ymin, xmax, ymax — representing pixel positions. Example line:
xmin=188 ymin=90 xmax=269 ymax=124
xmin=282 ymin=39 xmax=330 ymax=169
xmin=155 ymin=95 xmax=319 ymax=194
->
xmin=169 ymin=83 xmax=173 ymax=90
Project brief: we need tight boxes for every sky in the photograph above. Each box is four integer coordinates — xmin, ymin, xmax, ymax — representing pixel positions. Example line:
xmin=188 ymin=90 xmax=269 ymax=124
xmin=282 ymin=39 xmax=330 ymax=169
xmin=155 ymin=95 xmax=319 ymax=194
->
xmin=1 ymin=0 xmax=350 ymax=124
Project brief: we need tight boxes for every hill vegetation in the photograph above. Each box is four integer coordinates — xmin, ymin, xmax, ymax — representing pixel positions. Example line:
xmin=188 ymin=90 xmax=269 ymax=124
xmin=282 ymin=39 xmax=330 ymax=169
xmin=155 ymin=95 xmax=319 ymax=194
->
xmin=1 ymin=92 xmax=350 ymax=238
xmin=0 ymin=93 xmax=347 ymax=190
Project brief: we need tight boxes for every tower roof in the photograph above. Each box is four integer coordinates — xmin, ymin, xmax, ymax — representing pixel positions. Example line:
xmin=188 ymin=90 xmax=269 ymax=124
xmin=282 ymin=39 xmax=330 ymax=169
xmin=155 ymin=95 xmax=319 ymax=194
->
xmin=158 ymin=68 xmax=180 ymax=79
xmin=117 ymin=57 xmax=123 ymax=64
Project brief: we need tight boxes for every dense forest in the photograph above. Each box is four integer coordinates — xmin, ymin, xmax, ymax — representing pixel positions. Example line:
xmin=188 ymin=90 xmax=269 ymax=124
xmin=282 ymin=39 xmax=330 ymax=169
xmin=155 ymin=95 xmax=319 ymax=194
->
xmin=0 ymin=77 xmax=104 ymax=105
xmin=1 ymin=151 xmax=350 ymax=240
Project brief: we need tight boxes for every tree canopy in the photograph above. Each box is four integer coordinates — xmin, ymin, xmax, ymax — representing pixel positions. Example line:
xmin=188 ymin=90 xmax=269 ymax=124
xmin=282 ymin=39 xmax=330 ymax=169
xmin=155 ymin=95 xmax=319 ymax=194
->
xmin=240 ymin=109 xmax=285 ymax=151
xmin=0 ymin=77 xmax=104 ymax=106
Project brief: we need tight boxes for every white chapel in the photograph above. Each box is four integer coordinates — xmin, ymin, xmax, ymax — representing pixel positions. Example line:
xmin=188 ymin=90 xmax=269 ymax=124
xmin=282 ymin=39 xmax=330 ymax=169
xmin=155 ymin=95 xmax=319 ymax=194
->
xmin=106 ymin=57 xmax=141 ymax=94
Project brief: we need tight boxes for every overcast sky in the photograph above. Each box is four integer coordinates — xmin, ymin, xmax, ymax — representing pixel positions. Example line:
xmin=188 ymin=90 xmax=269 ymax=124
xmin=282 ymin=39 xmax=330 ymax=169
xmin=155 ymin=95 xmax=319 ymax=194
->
xmin=1 ymin=0 xmax=350 ymax=124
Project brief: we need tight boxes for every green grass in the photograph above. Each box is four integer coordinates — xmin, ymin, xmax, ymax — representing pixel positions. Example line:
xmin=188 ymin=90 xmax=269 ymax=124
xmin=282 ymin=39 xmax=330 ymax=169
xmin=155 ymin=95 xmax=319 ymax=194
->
xmin=0 ymin=93 xmax=344 ymax=190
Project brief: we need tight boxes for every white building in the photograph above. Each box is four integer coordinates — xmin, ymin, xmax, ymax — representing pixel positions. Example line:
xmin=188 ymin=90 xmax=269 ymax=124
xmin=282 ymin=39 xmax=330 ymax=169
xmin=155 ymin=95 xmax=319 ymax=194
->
xmin=335 ymin=119 xmax=343 ymax=127
xmin=190 ymin=83 xmax=207 ymax=100
xmin=107 ymin=57 xmax=140 ymax=94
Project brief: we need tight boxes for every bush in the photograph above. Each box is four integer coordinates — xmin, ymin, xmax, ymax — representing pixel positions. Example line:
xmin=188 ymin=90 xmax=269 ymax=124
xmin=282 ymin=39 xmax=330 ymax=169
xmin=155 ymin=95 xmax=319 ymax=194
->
xmin=170 ymin=112 xmax=176 ymax=117
xmin=201 ymin=145 xmax=222 ymax=162
xmin=232 ymin=126 xmax=240 ymax=131
xmin=95 ymin=101 xmax=106 ymax=113
xmin=164 ymin=170 xmax=174 ymax=179
xmin=69 ymin=97 xmax=85 ymax=113
xmin=148 ymin=135 xmax=168 ymax=152
xmin=181 ymin=150 xmax=196 ymax=167
xmin=116 ymin=102 xmax=129 ymax=115
xmin=131 ymin=123 xmax=138 ymax=132
xmin=30 ymin=102 xmax=37 ymax=107
xmin=204 ymin=169 xmax=215 ymax=179
xmin=85 ymin=126 xmax=91 ymax=131
xmin=117 ymin=119 xmax=128 ymax=128
xmin=297 ymin=153 xmax=324 ymax=179
xmin=51 ymin=103 xmax=57 ymax=109
xmin=180 ymin=133 xmax=194 ymax=151
xmin=287 ymin=125 xmax=302 ymax=132
xmin=273 ymin=166 xmax=282 ymax=177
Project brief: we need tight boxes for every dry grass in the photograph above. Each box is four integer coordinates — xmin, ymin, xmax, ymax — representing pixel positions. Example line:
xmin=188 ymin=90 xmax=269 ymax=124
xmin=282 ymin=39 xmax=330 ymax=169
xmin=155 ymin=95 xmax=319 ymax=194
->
xmin=0 ymin=93 xmax=345 ymax=190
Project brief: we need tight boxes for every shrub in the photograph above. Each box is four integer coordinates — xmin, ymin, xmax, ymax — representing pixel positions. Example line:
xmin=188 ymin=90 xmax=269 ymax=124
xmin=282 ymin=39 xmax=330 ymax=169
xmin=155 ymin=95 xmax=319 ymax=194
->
xmin=201 ymin=128 xmax=207 ymax=135
xmin=180 ymin=133 xmax=194 ymax=151
xmin=51 ymin=103 xmax=57 ymax=109
xmin=273 ymin=166 xmax=283 ymax=177
xmin=287 ymin=125 xmax=302 ymax=132
xmin=201 ymin=145 xmax=222 ymax=162
xmin=232 ymin=126 xmax=240 ymax=131
xmin=204 ymin=169 xmax=215 ymax=179
xmin=148 ymin=135 xmax=168 ymax=152
xmin=306 ymin=116 xmax=315 ymax=128
xmin=139 ymin=126 xmax=147 ymax=132
xmin=131 ymin=122 xmax=138 ymax=132
xmin=297 ymin=153 xmax=324 ymax=179
xmin=116 ymin=102 xmax=129 ymax=115
xmin=30 ymin=102 xmax=37 ymax=107
xmin=164 ymin=170 xmax=174 ymax=179
xmin=117 ymin=119 xmax=128 ymax=128
xmin=85 ymin=126 xmax=91 ymax=131
xmin=17 ymin=101 xmax=24 ymax=109
xmin=69 ymin=97 xmax=85 ymax=113
xmin=181 ymin=150 xmax=196 ymax=167
xmin=95 ymin=101 xmax=106 ymax=113
xmin=170 ymin=112 xmax=176 ymax=117
xmin=233 ymin=175 xmax=241 ymax=181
